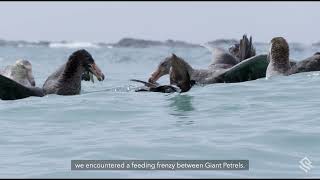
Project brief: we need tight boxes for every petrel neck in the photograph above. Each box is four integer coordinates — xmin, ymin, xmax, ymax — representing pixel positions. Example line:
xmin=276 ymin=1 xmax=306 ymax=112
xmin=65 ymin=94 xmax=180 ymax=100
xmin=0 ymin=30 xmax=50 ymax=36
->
xmin=60 ymin=57 xmax=84 ymax=82
xmin=173 ymin=57 xmax=194 ymax=75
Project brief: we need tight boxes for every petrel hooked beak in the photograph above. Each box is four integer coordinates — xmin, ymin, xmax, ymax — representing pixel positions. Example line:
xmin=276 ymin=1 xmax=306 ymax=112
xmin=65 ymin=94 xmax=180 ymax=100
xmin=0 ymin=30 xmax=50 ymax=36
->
xmin=148 ymin=69 xmax=162 ymax=83
xmin=88 ymin=63 xmax=105 ymax=82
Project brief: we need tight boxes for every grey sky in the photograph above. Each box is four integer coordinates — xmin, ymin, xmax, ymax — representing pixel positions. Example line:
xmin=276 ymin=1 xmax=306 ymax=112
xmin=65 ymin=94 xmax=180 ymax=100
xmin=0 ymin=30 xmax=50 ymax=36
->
xmin=0 ymin=1 xmax=319 ymax=44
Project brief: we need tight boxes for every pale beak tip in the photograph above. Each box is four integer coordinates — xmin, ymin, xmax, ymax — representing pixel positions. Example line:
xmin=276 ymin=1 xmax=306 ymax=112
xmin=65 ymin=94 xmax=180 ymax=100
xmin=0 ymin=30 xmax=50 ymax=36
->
xmin=98 ymin=74 xmax=105 ymax=81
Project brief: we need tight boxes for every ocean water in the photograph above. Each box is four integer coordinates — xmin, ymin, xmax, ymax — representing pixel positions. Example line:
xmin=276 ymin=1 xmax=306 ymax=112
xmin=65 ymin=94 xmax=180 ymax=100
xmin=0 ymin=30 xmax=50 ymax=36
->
xmin=0 ymin=44 xmax=320 ymax=178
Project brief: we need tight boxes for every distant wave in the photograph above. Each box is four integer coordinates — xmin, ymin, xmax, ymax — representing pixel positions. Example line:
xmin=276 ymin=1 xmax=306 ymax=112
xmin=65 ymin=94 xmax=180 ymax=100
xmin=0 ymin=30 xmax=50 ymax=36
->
xmin=0 ymin=37 xmax=317 ymax=49
xmin=49 ymin=42 xmax=100 ymax=49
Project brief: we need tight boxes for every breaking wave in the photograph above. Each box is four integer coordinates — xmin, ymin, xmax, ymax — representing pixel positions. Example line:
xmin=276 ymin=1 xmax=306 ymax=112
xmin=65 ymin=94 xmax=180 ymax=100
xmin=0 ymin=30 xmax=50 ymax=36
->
xmin=49 ymin=42 xmax=100 ymax=49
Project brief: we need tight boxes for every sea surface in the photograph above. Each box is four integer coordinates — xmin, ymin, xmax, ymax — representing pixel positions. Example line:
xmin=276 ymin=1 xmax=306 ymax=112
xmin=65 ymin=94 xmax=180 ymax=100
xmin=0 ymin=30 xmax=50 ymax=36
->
xmin=0 ymin=43 xmax=320 ymax=178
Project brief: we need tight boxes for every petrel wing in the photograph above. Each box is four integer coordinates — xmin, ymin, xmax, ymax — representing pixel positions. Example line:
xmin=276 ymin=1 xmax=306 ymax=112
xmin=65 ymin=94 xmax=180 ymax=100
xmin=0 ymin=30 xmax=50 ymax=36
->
xmin=239 ymin=35 xmax=256 ymax=62
xmin=218 ymin=54 xmax=268 ymax=83
xmin=130 ymin=79 xmax=180 ymax=93
xmin=0 ymin=74 xmax=44 ymax=100
xmin=130 ymin=79 xmax=159 ymax=88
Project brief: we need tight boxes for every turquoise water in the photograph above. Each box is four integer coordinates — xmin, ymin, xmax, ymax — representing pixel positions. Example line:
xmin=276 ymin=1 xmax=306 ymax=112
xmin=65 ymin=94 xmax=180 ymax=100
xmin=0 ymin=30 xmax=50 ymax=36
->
xmin=0 ymin=45 xmax=320 ymax=178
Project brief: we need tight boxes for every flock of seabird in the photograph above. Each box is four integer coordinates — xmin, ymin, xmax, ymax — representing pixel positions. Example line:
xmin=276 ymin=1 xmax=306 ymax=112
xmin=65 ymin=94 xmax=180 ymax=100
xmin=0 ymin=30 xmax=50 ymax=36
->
xmin=1 ymin=35 xmax=320 ymax=100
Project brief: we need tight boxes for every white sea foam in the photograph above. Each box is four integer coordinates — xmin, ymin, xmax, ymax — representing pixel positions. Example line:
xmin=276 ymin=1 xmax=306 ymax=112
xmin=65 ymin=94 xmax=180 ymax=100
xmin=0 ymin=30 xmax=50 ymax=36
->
xmin=49 ymin=42 xmax=100 ymax=49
